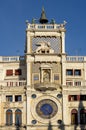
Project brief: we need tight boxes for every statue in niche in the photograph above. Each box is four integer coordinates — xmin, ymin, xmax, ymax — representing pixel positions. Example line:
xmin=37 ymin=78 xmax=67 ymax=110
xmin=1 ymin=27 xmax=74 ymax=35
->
xmin=35 ymin=41 xmax=54 ymax=54
xmin=43 ymin=69 xmax=50 ymax=82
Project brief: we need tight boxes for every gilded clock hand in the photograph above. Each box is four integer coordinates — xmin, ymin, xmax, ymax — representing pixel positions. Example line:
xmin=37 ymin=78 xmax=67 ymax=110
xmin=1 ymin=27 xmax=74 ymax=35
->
xmin=40 ymin=104 xmax=53 ymax=115
xmin=45 ymin=107 xmax=52 ymax=114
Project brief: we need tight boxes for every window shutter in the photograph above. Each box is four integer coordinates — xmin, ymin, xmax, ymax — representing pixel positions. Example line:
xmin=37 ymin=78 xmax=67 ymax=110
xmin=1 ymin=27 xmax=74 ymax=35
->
xmin=68 ymin=95 xmax=71 ymax=101
xmin=6 ymin=70 xmax=13 ymax=76
xmin=15 ymin=69 xmax=22 ymax=75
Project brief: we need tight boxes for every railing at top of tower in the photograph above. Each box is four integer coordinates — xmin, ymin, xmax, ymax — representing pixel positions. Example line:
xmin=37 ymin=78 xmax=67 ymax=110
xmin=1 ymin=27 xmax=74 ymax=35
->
xmin=26 ymin=22 xmax=66 ymax=30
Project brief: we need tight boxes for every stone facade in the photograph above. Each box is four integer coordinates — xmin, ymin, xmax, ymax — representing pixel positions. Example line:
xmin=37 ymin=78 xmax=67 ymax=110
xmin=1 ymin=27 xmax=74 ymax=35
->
xmin=0 ymin=9 xmax=86 ymax=130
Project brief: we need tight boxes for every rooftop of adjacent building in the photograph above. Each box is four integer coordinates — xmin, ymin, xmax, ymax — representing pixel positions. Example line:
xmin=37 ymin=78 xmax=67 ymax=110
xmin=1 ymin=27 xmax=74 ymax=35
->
xmin=0 ymin=55 xmax=86 ymax=62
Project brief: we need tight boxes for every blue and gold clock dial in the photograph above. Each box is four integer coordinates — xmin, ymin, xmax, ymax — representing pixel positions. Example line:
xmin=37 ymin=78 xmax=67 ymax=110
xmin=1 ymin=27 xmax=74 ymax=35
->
xmin=36 ymin=99 xmax=58 ymax=119
xmin=40 ymin=103 xmax=53 ymax=115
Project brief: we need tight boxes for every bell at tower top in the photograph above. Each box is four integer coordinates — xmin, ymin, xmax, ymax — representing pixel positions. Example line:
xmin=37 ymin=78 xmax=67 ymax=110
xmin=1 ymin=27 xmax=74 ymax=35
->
xmin=25 ymin=8 xmax=67 ymax=55
xmin=25 ymin=7 xmax=66 ymax=32
xmin=39 ymin=7 xmax=48 ymax=24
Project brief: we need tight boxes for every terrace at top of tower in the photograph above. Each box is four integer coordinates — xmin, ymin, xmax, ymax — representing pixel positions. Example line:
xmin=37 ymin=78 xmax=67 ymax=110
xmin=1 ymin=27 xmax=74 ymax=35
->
xmin=26 ymin=7 xmax=66 ymax=31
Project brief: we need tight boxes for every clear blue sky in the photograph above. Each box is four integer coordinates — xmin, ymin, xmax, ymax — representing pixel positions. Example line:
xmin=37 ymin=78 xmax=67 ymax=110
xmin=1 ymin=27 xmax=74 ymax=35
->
xmin=0 ymin=0 xmax=86 ymax=56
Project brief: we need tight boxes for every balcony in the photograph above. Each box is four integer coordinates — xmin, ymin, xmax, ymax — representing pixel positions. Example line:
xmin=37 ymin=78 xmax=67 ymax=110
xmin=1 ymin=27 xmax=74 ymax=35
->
xmin=0 ymin=80 xmax=26 ymax=87
xmin=33 ymin=82 xmax=60 ymax=91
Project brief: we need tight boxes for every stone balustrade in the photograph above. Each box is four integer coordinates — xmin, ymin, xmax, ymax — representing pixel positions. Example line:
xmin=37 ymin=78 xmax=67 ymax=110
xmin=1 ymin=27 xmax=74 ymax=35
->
xmin=0 ymin=80 xmax=26 ymax=87
xmin=66 ymin=56 xmax=85 ymax=62
xmin=27 ymin=23 xmax=65 ymax=30
xmin=0 ymin=56 xmax=25 ymax=62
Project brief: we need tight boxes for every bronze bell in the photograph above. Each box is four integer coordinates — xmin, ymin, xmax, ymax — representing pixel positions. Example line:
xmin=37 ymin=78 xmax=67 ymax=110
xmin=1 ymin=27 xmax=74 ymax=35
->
xmin=39 ymin=7 xmax=48 ymax=24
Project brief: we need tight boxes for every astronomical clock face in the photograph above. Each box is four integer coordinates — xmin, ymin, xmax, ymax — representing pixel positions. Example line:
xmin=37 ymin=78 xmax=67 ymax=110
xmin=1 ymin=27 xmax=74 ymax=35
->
xmin=36 ymin=99 xmax=58 ymax=119
xmin=31 ymin=96 xmax=62 ymax=123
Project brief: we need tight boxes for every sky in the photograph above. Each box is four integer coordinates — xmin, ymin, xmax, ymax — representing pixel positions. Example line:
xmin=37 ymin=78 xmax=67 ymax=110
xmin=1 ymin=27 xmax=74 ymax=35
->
xmin=0 ymin=0 xmax=86 ymax=56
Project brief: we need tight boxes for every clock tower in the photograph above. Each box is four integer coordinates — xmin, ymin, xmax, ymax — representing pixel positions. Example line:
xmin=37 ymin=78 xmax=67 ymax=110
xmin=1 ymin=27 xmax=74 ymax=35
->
xmin=25 ymin=7 xmax=66 ymax=130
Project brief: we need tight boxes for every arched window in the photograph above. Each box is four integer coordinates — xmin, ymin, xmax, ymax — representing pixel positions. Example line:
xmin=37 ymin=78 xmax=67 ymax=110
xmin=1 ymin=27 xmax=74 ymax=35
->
xmin=71 ymin=109 xmax=78 ymax=124
xmin=6 ymin=109 xmax=13 ymax=125
xmin=80 ymin=109 xmax=86 ymax=124
xmin=15 ymin=109 xmax=22 ymax=126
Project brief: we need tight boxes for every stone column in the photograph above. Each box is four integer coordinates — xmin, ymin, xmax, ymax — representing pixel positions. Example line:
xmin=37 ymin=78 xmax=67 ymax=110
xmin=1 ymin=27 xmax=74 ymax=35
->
xmin=61 ymin=55 xmax=66 ymax=85
xmin=27 ymin=62 xmax=31 ymax=86
xmin=26 ymin=32 xmax=31 ymax=53
xmin=4 ymin=109 xmax=6 ymax=125
xmin=13 ymin=95 xmax=15 ymax=102
xmin=41 ymin=69 xmax=43 ymax=82
xmin=26 ymin=93 xmax=31 ymax=125
xmin=51 ymin=69 xmax=53 ymax=83
xmin=61 ymin=31 xmax=65 ymax=54
xmin=13 ymin=109 xmax=15 ymax=125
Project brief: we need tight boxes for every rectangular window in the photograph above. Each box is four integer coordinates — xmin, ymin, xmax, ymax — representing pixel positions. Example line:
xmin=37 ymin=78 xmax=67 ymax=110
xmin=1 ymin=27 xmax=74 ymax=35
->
xmin=80 ymin=95 xmax=86 ymax=101
xmin=68 ymin=95 xmax=86 ymax=101
xmin=6 ymin=70 xmax=13 ymax=76
xmin=71 ymin=95 xmax=77 ymax=101
xmin=15 ymin=95 xmax=22 ymax=102
xmin=66 ymin=81 xmax=73 ymax=86
xmin=10 ymin=82 xmax=13 ymax=86
xmin=66 ymin=69 xmax=73 ymax=76
xmin=68 ymin=95 xmax=77 ymax=101
xmin=15 ymin=69 xmax=22 ymax=75
xmin=6 ymin=95 xmax=13 ymax=102
xmin=15 ymin=82 xmax=18 ymax=86
xmin=34 ymin=74 xmax=39 ymax=81
xmin=74 ymin=69 xmax=81 ymax=76
xmin=54 ymin=74 xmax=59 ymax=80
xmin=74 ymin=81 xmax=81 ymax=86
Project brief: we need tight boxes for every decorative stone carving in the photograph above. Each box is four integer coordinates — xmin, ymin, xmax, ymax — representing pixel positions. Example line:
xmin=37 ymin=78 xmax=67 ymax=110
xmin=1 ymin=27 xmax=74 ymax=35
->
xmin=35 ymin=41 xmax=54 ymax=54
xmin=43 ymin=69 xmax=50 ymax=82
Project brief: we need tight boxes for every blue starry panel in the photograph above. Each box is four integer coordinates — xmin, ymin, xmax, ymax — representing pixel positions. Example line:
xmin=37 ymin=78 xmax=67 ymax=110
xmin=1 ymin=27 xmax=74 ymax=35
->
xmin=32 ymin=37 xmax=61 ymax=53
